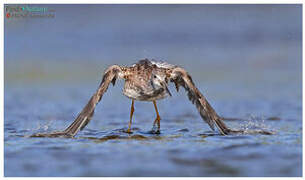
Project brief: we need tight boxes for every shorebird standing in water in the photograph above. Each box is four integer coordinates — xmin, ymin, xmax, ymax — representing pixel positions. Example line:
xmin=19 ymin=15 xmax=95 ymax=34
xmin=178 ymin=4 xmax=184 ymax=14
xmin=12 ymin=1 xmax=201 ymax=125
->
xmin=45 ymin=59 xmax=232 ymax=137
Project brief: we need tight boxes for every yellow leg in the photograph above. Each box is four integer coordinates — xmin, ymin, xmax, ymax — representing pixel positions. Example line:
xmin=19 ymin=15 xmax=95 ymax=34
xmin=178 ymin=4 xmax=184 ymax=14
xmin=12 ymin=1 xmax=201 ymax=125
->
xmin=127 ymin=100 xmax=135 ymax=133
xmin=152 ymin=100 xmax=161 ymax=132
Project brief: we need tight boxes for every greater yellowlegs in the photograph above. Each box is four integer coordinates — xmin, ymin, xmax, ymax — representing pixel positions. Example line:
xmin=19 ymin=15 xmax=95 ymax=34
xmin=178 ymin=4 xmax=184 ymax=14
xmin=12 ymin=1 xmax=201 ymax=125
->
xmin=35 ymin=59 xmax=232 ymax=137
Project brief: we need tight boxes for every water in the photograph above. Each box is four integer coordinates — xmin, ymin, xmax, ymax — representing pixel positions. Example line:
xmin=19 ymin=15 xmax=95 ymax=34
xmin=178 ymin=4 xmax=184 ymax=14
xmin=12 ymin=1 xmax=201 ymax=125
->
xmin=4 ymin=79 xmax=302 ymax=176
xmin=4 ymin=4 xmax=302 ymax=177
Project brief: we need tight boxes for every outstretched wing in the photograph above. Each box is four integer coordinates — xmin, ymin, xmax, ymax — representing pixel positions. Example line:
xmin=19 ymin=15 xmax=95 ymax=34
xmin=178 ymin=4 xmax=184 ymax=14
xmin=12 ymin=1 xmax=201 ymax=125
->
xmin=169 ymin=67 xmax=231 ymax=135
xmin=62 ymin=65 xmax=122 ymax=137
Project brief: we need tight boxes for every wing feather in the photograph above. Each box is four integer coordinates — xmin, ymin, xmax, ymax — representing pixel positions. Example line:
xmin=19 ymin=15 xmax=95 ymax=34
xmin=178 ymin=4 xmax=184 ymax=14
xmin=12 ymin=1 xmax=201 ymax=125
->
xmin=61 ymin=65 xmax=122 ymax=137
xmin=170 ymin=67 xmax=231 ymax=135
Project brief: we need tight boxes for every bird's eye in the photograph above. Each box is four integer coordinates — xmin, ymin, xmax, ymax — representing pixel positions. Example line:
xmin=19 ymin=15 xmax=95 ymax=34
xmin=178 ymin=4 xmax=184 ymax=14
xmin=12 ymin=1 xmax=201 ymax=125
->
xmin=153 ymin=75 xmax=157 ymax=79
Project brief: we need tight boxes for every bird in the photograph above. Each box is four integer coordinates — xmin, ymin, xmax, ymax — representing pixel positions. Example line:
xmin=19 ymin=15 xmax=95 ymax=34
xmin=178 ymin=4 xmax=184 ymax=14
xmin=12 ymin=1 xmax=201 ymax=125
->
xmin=33 ymin=59 xmax=233 ymax=138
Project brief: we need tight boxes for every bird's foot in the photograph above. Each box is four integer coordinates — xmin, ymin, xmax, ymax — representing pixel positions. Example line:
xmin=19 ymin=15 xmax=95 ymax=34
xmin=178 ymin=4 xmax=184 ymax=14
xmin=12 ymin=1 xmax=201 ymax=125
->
xmin=149 ymin=128 xmax=161 ymax=134
xmin=152 ymin=130 xmax=161 ymax=134
xmin=123 ymin=129 xmax=133 ymax=134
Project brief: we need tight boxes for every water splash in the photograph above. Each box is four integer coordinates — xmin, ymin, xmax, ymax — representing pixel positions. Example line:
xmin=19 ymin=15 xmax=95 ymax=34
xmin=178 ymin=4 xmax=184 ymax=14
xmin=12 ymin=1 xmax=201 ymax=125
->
xmin=236 ymin=115 xmax=275 ymax=135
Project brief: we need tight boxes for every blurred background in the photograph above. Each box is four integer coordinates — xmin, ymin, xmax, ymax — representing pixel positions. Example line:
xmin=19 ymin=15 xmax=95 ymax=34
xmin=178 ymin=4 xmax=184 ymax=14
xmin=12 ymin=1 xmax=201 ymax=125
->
xmin=5 ymin=4 xmax=301 ymax=88
xmin=4 ymin=4 xmax=302 ymax=177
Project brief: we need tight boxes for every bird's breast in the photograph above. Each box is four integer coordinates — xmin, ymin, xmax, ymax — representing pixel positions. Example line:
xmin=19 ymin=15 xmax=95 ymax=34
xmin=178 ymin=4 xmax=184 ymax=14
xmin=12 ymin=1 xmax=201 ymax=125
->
xmin=122 ymin=80 xmax=169 ymax=101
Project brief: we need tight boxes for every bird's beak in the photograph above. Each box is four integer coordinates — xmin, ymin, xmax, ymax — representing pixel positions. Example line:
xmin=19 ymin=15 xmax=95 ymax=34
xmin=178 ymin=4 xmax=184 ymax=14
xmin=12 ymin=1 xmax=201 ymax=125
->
xmin=161 ymin=82 xmax=172 ymax=97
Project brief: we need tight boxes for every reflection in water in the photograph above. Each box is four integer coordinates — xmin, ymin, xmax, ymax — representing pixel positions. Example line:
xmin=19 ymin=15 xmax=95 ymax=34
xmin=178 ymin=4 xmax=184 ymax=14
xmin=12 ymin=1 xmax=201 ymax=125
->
xmin=29 ymin=118 xmax=275 ymax=139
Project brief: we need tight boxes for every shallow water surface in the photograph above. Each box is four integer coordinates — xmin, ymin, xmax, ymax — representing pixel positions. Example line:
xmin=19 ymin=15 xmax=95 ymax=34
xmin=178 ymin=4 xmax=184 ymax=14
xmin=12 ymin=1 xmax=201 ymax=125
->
xmin=4 ymin=84 xmax=302 ymax=177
